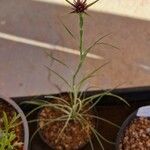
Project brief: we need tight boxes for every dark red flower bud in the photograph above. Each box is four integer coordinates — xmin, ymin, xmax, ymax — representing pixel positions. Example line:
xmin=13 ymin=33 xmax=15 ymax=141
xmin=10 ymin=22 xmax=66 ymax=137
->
xmin=65 ymin=0 xmax=99 ymax=13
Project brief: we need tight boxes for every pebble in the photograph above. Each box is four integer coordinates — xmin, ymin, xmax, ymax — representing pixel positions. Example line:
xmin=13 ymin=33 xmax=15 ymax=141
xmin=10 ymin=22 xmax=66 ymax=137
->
xmin=120 ymin=117 xmax=150 ymax=150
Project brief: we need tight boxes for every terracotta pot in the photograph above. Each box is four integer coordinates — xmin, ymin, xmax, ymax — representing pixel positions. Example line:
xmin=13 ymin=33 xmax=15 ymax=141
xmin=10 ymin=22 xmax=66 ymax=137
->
xmin=0 ymin=95 xmax=29 ymax=150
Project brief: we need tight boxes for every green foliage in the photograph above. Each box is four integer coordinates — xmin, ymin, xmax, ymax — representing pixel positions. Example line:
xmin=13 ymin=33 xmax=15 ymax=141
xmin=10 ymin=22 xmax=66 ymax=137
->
xmin=0 ymin=112 xmax=22 ymax=150
xmin=24 ymin=0 xmax=129 ymax=149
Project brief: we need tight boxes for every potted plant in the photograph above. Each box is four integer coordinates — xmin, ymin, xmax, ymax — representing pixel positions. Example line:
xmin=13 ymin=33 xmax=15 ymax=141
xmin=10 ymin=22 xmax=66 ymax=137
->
xmin=24 ymin=0 xmax=128 ymax=149
xmin=116 ymin=106 xmax=150 ymax=149
xmin=0 ymin=95 xmax=29 ymax=150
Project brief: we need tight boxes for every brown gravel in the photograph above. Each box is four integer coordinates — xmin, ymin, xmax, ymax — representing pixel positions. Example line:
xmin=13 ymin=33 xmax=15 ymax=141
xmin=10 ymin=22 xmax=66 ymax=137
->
xmin=38 ymin=96 xmax=96 ymax=150
xmin=120 ymin=117 xmax=150 ymax=150
xmin=0 ymin=101 xmax=24 ymax=150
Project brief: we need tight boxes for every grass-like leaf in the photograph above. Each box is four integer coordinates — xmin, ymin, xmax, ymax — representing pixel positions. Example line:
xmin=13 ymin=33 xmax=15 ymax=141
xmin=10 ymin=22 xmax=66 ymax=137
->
xmin=106 ymin=93 xmax=129 ymax=106
xmin=45 ymin=65 xmax=71 ymax=88
xmin=82 ymin=114 xmax=120 ymax=129
xmin=83 ymin=93 xmax=106 ymax=113
xmin=86 ymin=0 xmax=100 ymax=8
xmin=3 ymin=112 xmax=9 ymax=132
xmin=84 ymin=33 xmax=112 ymax=57
xmin=57 ymin=111 xmax=72 ymax=140
xmin=21 ymin=100 xmax=49 ymax=106
xmin=77 ymin=61 xmax=110 ymax=91
xmin=89 ymin=136 xmax=94 ymax=150
xmin=94 ymin=128 xmax=115 ymax=144
xmin=65 ymin=0 xmax=75 ymax=6
xmin=0 ymin=112 xmax=22 ymax=150
xmin=79 ymin=114 xmax=105 ymax=150
xmin=98 ymin=42 xmax=120 ymax=50
xmin=45 ymin=51 xmax=69 ymax=68
xmin=59 ymin=19 xmax=76 ymax=40
xmin=44 ymin=95 xmax=70 ymax=105
xmin=23 ymin=101 xmax=72 ymax=118
xmin=90 ymin=127 xmax=104 ymax=150
xmin=30 ymin=115 xmax=68 ymax=145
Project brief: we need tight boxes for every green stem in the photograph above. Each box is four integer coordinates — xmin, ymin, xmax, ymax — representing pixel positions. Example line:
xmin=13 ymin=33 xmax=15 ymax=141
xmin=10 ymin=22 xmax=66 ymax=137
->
xmin=79 ymin=13 xmax=84 ymax=57
xmin=71 ymin=13 xmax=84 ymax=104
xmin=72 ymin=13 xmax=84 ymax=86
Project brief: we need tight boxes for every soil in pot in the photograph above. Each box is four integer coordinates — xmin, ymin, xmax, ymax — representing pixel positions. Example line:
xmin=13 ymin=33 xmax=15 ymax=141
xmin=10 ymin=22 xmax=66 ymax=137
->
xmin=119 ymin=117 xmax=150 ymax=150
xmin=0 ymin=100 xmax=24 ymax=150
xmin=38 ymin=95 xmax=96 ymax=150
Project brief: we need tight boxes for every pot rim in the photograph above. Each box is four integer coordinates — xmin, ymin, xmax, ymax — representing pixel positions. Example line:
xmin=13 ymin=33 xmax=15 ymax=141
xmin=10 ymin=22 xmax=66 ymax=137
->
xmin=115 ymin=110 xmax=138 ymax=150
xmin=0 ymin=95 xmax=29 ymax=150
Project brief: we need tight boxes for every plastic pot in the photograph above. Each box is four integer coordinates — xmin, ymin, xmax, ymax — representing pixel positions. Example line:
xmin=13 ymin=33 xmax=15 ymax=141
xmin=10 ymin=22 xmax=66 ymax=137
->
xmin=37 ymin=110 xmax=97 ymax=150
xmin=0 ymin=95 xmax=29 ymax=150
xmin=116 ymin=105 xmax=150 ymax=149
xmin=36 ymin=93 xmax=98 ymax=150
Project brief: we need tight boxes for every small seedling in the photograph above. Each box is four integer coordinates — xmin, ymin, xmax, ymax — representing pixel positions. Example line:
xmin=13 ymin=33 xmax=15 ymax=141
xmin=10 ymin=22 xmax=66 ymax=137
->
xmin=0 ymin=112 xmax=23 ymax=150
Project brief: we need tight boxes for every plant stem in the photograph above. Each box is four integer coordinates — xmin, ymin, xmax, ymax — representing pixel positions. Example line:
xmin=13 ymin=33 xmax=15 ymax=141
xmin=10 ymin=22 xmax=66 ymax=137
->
xmin=72 ymin=13 xmax=84 ymax=85
xmin=72 ymin=13 xmax=84 ymax=104
xmin=72 ymin=13 xmax=84 ymax=84
xmin=79 ymin=13 xmax=84 ymax=58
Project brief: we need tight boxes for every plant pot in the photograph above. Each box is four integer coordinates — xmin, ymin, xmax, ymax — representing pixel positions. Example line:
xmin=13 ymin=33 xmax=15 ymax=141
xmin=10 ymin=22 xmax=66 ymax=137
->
xmin=36 ymin=94 xmax=97 ymax=150
xmin=10 ymin=86 xmax=150 ymax=149
xmin=116 ymin=105 xmax=150 ymax=150
xmin=0 ymin=95 xmax=29 ymax=150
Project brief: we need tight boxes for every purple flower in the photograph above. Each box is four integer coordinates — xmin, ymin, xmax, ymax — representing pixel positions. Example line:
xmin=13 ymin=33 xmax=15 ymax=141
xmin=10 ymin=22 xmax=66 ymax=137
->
xmin=65 ymin=0 xmax=99 ymax=13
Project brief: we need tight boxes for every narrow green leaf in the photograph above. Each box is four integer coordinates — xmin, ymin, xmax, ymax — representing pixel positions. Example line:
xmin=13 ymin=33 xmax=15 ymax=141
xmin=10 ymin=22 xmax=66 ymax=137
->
xmin=45 ymin=66 xmax=71 ymax=88
xmin=82 ymin=93 xmax=103 ymax=104
xmin=9 ymin=113 xmax=20 ymax=129
xmin=78 ymin=114 xmax=104 ymax=150
xmin=25 ymin=104 xmax=48 ymax=118
xmin=106 ymin=93 xmax=130 ymax=106
xmin=65 ymin=0 xmax=75 ymax=6
xmin=86 ymin=0 xmax=100 ymax=8
xmin=83 ymin=93 xmax=106 ymax=112
xmin=91 ymin=127 xmax=114 ymax=145
xmin=57 ymin=112 xmax=72 ymax=139
xmin=91 ymin=127 xmax=104 ymax=150
xmin=3 ymin=112 xmax=9 ymax=132
xmin=77 ymin=61 xmax=110 ymax=90
xmin=24 ymin=102 xmax=71 ymax=118
xmin=89 ymin=136 xmax=94 ymax=150
xmin=44 ymin=51 xmax=69 ymax=68
xmin=82 ymin=82 xmax=127 ymax=105
xmin=98 ymin=42 xmax=120 ymax=50
xmin=59 ymin=19 xmax=76 ymax=40
xmin=44 ymin=95 xmax=70 ymax=105
xmin=28 ymin=117 xmax=68 ymax=124
xmin=83 ymin=114 xmax=120 ymax=128
xmin=84 ymin=33 xmax=112 ymax=56
xmin=21 ymin=100 xmax=49 ymax=106
xmin=30 ymin=115 xmax=68 ymax=145
xmin=63 ymin=23 xmax=76 ymax=39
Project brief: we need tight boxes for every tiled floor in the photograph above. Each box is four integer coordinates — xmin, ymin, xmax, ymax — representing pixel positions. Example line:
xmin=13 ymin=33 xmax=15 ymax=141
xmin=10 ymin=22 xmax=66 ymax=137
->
xmin=0 ymin=0 xmax=150 ymax=97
